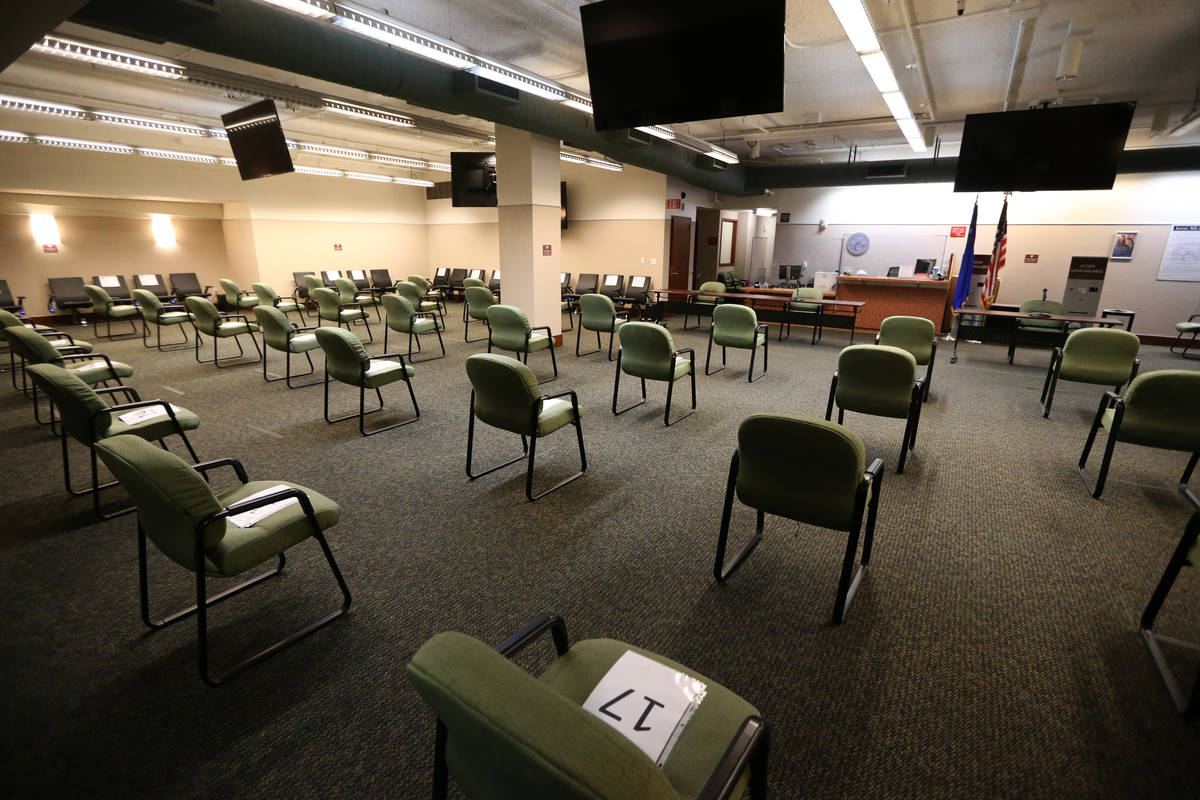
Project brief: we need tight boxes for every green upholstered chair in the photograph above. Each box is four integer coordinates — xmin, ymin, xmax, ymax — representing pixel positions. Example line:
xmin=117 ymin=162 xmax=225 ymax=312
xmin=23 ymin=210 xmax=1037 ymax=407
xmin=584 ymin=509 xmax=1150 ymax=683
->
xmin=132 ymin=288 xmax=193 ymax=351
xmin=715 ymin=414 xmax=883 ymax=624
xmin=464 ymin=285 xmax=496 ymax=343
xmin=576 ymin=293 xmax=628 ymax=360
xmin=706 ymin=304 xmax=768 ymax=382
xmin=407 ymin=274 xmax=448 ymax=314
xmin=310 ymin=286 xmax=373 ymax=343
xmin=1008 ymin=298 xmax=1067 ymax=363
xmin=7 ymin=325 xmax=132 ymax=425
xmin=406 ymin=613 xmax=768 ymax=800
xmin=561 ymin=296 xmax=577 ymax=332
xmin=1170 ymin=313 xmax=1200 ymax=359
xmin=781 ymin=287 xmax=824 ymax=343
xmin=218 ymin=278 xmax=258 ymax=312
xmin=1139 ymin=510 xmax=1200 ymax=719
xmin=334 ymin=277 xmax=382 ymax=322
xmin=1077 ymin=370 xmax=1200 ymax=501
xmin=0 ymin=308 xmax=91 ymax=390
xmin=253 ymin=305 xmax=322 ymax=388
xmin=302 ymin=273 xmax=324 ymax=294
xmin=716 ymin=268 xmax=745 ymax=293
xmin=314 ymin=326 xmax=419 ymax=435
xmin=83 ymin=283 xmax=140 ymax=340
xmin=381 ymin=292 xmax=445 ymax=362
xmin=26 ymin=363 xmax=200 ymax=519
xmin=613 ymin=321 xmax=696 ymax=426
xmin=183 ymin=295 xmax=263 ymax=367
xmin=876 ymin=315 xmax=937 ymax=402
xmin=462 ymin=276 xmax=486 ymax=289
xmin=465 ymin=353 xmax=586 ymax=501
xmin=393 ymin=280 xmax=444 ymax=322
xmin=1040 ymin=327 xmax=1140 ymax=418
xmin=825 ymin=344 xmax=923 ymax=474
xmin=251 ymin=281 xmax=305 ymax=325
xmin=686 ymin=281 xmax=726 ymax=330
xmin=92 ymin=433 xmax=350 ymax=686
xmin=487 ymin=304 xmax=558 ymax=382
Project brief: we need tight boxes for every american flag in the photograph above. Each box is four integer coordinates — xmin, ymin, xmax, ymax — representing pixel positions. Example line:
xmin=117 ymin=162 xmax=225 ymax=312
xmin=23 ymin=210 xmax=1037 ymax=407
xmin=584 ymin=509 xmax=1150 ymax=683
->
xmin=981 ymin=197 xmax=1008 ymax=309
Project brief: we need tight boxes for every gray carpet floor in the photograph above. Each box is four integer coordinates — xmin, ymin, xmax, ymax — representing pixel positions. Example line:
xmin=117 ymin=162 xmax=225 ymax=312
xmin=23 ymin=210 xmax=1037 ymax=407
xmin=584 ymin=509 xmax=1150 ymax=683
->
xmin=1 ymin=305 xmax=1198 ymax=799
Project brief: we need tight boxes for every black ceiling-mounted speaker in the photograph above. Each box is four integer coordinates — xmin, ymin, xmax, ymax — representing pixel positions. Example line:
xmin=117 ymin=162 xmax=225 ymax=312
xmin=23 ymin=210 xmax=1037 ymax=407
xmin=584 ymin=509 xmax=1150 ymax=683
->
xmin=866 ymin=162 xmax=908 ymax=180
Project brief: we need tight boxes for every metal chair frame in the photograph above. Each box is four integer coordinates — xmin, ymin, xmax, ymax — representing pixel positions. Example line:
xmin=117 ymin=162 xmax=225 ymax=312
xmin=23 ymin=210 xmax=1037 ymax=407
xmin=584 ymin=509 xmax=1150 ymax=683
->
xmin=488 ymin=324 xmax=558 ymax=383
xmin=1139 ymin=509 xmax=1200 ymax=719
xmin=191 ymin=311 xmax=263 ymax=368
xmin=322 ymin=351 xmax=420 ymax=435
xmin=826 ymin=373 xmax=925 ymax=474
xmin=706 ymin=320 xmax=769 ymax=382
xmin=384 ymin=309 xmax=445 ymax=363
xmin=612 ymin=346 xmax=696 ymax=426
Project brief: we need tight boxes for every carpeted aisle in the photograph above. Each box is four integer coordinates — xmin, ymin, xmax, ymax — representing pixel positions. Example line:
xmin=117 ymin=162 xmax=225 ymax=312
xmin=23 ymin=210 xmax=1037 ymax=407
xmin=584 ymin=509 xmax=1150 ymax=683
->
xmin=1 ymin=306 xmax=1197 ymax=799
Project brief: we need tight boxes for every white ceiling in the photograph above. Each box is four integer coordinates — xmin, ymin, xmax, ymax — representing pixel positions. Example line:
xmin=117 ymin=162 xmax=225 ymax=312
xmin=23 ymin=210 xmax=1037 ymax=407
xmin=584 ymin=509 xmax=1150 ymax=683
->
xmin=0 ymin=0 xmax=1197 ymax=176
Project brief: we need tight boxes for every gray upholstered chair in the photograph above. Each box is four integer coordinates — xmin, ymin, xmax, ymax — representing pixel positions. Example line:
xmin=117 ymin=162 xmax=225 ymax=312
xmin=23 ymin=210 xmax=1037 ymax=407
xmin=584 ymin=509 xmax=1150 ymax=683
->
xmin=781 ymin=288 xmax=824 ymax=343
xmin=1139 ymin=510 xmax=1200 ymax=718
xmin=406 ymin=613 xmax=768 ymax=799
xmin=464 ymin=285 xmax=496 ymax=343
xmin=334 ymin=277 xmax=382 ymax=322
xmin=6 ymin=325 xmax=132 ymax=425
xmin=381 ymin=292 xmax=445 ymax=362
xmin=132 ymin=288 xmax=193 ymax=351
xmin=876 ymin=315 xmax=936 ymax=402
xmin=715 ymin=414 xmax=883 ymax=624
xmin=83 ymin=283 xmax=139 ymax=340
xmin=1008 ymin=298 xmax=1067 ymax=364
xmin=487 ymin=304 xmax=557 ymax=382
xmin=314 ymin=327 xmax=419 ymax=435
xmin=93 ymin=433 xmax=350 ymax=686
xmin=464 ymin=353 xmax=586 ymax=501
xmin=1041 ymin=327 xmax=1140 ymax=418
xmin=706 ymin=304 xmax=768 ymax=382
xmin=253 ymin=304 xmax=322 ymax=388
xmin=613 ymin=321 xmax=696 ymax=426
xmin=311 ymin=286 xmax=372 ymax=342
xmin=27 ymin=363 xmax=200 ymax=519
xmin=184 ymin=295 xmax=262 ymax=367
xmin=685 ymin=281 xmax=726 ymax=330
xmin=825 ymin=345 xmax=923 ymax=473
xmin=576 ymin=293 xmax=627 ymax=360
xmin=1077 ymin=370 xmax=1200 ymax=501
xmin=218 ymin=278 xmax=258 ymax=312
xmin=1171 ymin=314 xmax=1200 ymax=359
xmin=252 ymin=281 xmax=305 ymax=325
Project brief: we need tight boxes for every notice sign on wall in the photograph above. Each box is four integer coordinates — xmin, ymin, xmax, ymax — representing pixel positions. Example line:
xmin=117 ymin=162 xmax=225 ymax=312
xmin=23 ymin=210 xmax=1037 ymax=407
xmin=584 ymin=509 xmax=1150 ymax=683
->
xmin=542 ymin=244 xmax=552 ymax=256
xmin=43 ymin=244 xmax=58 ymax=253
xmin=1157 ymin=224 xmax=1200 ymax=282
xmin=950 ymin=226 xmax=967 ymax=238
xmin=333 ymin=243 xmax=342 ymax=251
xmin=1024 ymin=254 xmax=1038 ymax=263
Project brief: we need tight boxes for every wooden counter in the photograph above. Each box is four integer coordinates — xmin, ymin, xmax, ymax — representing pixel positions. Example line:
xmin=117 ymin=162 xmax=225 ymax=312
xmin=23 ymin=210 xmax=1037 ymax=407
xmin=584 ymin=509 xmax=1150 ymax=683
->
xmin=835 ymin=276 xmax=952 ymax=332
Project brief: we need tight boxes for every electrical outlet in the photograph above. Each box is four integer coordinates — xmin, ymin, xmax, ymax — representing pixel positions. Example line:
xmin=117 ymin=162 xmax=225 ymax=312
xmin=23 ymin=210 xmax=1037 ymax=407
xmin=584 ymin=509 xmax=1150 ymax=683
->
xmin=650 ymin=258 xmax=657 ymax=265
xmin=640 ymin=257 xmax=646 ymax=264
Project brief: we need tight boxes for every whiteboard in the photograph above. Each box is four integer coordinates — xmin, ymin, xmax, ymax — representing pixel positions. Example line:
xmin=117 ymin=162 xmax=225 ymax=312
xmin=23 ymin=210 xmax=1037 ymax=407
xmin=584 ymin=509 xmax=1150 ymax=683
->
xmin=1157 ymin=224 xmax=1200 ymax=282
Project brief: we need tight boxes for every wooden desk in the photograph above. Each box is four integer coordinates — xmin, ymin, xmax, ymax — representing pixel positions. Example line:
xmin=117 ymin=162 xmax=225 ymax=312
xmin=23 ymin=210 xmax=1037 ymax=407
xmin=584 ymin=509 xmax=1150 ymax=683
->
xmin=950 ymin=309 xmax=1122 ymax=364
xmin=835 ymin=276 xmax=952 ymax=332
xmin=650 ymin=289 xmax=866 ymax=343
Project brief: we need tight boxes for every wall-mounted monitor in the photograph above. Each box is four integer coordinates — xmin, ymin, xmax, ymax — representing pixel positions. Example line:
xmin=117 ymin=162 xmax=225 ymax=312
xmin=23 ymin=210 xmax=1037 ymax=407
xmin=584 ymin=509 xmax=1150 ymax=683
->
xmin=580 ymin=0 xmax=785 ymax=132
xmin=451 ymin=152 xmax=498 ymax=207
xmin=954 ymin=102 xmax=1135 ymax=192
xmin=221 ymin=99 xmax=294 ymax=181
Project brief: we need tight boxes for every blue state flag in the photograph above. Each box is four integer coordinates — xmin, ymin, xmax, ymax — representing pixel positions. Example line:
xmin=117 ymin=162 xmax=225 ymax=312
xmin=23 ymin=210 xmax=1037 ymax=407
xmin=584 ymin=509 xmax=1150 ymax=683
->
xmin=952 ymin=201 xmax=978 ymax=310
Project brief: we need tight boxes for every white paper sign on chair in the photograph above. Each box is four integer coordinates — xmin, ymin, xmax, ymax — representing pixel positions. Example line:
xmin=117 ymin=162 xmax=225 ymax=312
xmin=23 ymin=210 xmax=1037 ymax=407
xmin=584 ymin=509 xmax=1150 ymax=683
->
xmin=581 ymin=650 xmax=706 ymax=766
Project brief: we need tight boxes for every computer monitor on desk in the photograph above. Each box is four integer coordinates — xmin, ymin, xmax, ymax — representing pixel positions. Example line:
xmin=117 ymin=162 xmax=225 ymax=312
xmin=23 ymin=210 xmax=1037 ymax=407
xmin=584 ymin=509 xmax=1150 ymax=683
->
xmin=915 ymin=259 xmax=935 ymax=275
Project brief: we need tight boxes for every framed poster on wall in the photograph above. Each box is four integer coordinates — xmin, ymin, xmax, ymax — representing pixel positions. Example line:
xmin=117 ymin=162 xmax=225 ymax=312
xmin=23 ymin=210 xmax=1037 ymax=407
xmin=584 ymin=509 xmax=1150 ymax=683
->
xmin=719 ymin=218 xmax=736 ymax=266
xmin=1110 ymin=231 xmax=1138 ymax=261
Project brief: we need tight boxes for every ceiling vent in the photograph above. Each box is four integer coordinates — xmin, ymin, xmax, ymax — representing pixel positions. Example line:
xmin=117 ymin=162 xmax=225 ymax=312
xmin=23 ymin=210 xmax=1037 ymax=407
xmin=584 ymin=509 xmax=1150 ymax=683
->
xmin=865 ymin=162 xmax=907 ymax=180
xmin=452 ymin=72 xmax=519 ymax=104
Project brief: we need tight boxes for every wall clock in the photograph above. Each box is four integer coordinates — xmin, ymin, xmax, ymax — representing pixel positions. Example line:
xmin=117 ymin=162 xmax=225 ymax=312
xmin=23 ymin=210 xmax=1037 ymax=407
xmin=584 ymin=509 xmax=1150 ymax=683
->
xmin=846 ymin=232 xmax=870 ymax=256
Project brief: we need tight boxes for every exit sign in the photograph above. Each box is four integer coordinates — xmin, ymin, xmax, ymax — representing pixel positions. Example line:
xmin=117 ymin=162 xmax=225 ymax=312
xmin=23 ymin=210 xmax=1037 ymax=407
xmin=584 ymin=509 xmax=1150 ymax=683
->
xmin=666 ymin=198 xmax=682 ymax=210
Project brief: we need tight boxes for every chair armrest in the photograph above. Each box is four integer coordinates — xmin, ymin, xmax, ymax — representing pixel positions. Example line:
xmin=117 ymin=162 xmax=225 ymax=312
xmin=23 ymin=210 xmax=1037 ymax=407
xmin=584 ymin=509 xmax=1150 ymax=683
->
xmin=92 ymin=399 xmax=184 ymax=436
xmin=413 ymin=311 xmax=439 ymax=321
xmin=157 ymin=305 xmax=187 ymax=321
xmin=58 ymin=352 xmax=115 ymax=370
xmin=1189 ymin=313 xmax=1200 ymax=322
xmin=372 ymin=351 xmax=411 ymax=363
xmin=496 ymin=613 xmax=570 ymax=658
xmin=53 ymin=345 xmax=90 ymax=355
xmin=338 ymin=301 xmax=365 ymax=312
xmin=198 ymin=487 xmax=318 ymax=541
xmin=202 ymin=285 xmax=213 ymax=295
xmin=874 ymin=333 xmax=880 ymax=344
xmin=219 ymin=312 xmax=251 ymax=324
xmin=95 ymin=385 xmax=141 ymax=403
xmin=614 ymin=310 xmax=630 ymax=319
xmin=531 ymin=325 xmax=553 ymax=337
xmin=864 ymin=457 xmax=884 ymax=483
xmin=694 ymin=715 xmax=766 ymax=800
xmin=16 ymin=295 xmax=25 ymax=305
xmin=676 ymin=347 xmax=696 ymax=360
xmin=755 ymin=323 xmax=768 ymax=335
xmin=289 ymin=325 xmax=322 ymax=336
xmin=191 ymin=457 xmax=249 ymax=484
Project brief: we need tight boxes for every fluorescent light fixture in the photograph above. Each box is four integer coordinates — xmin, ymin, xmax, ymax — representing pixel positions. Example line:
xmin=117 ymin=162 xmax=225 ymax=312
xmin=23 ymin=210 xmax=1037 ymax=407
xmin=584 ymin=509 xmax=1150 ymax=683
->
xmin=370 ymin=153 xmax=435 ymax=169
xmin=558 ymin=151 xmax=589 ymax=166
xmin=344 ymin=171 xmax=393 ymax=183
xmin=0 ymin=93 xmax=86 ymax=118
xmin=138 ymin=148 xmax=219 ymax=163
xmin=31 ymin=35 xmax=185 ymax=79
xmin=468 ymin=63 xmax=566 ymax=101
xmin=587 ymin=157 xmax=623 ymax=172
xmin=1168 ymin=113 xmax=1200 ymax=137
xmin=636 ymin=125 xmax=677 ymax=141
xmin=0 ymin=130 xmax=30 ymax=143
xmin=859 ymin=50 xmax=899 ymax=93
xmin=880 ymin=91 xmax=913 ymax=121
xmin=254 ymin=0 xmax=335 ymax=19
xmin=298 ymin=142 xmax=369 ymax=160
xmin=426 ymin=161 xmax=452 ymax=172
xmin=35 ymin=135 xmax=135 ymax=155
xmin=207 ymin=128 xmax=229 ymax=140
xmin=827 ymin=0 xmax=880 ymax=53
xmin=93 ymin=111 xmax=208 ymax=137
xmin=705 ymin=145 xmax=740 ymax=164
xmin=150 ymin=214 xmax=176 ymax=248
xmin=220 ymin=157 xmax=239 ymax=167
xmin=392 ymin=176 xmax=435 ymax=187
xmin=755 ymin=208 xmax=778 ymax=217
xmin=332 ymin=8 xmax=473 ymax=69
xmin=30 ymin=214 xmax=60 ymax=247
xmin=294 ymin=165 xmax=345 ymax=177
xmin=322 ymin=99 xmax=415 ymax=127
xmin=562 ymin=96 xmax=593 ymax=114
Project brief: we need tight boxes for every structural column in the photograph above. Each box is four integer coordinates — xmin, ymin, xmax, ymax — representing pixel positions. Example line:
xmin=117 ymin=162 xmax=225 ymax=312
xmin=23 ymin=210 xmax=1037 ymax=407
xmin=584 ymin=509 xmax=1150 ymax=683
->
xmin=495 ymin=125 xmax=562 ymax=340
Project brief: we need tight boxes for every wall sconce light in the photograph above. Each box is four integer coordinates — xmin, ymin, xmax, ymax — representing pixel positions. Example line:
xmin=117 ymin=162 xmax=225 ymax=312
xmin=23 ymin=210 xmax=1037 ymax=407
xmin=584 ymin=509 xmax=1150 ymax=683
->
xmin=30 ymin=214 xmax=61 ymax=249
xmin=151 ymin=214 xmax=176 ymax=247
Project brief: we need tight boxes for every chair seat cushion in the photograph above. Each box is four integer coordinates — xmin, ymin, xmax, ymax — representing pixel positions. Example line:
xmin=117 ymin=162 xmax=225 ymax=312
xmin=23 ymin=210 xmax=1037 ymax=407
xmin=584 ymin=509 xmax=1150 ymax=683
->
xmin=1017 ymin=319 xmax=1064 ymax=331
xmin=537 ymin=397 xmax=581 ymax=436
xmin=157 ymin=311 xmax=194 ymax=325
xmin=339 ymin=309 xmax=367 ymax=320
xmin=527 ymin=332 xmax=552 ymax=352
xmin=670 ymin=357 xmax=693 ymax=381
xmin=217 ymin=320 xmax=260 ymax=336
xmin=539 ymin=638 xmax=759 ymax=800
xmin=104 ymin=305 xmax=139 ymax=318
xmin=236 ymin=296 xmax=258 ymax=307
xmin=275 ymin=301 xmax=301 ymax=312
xmin=48 ymin=338 xmax=94 ymax=353
xmin=410 ymin=317 xmax=441 ymax=333
xmin=1176 ymin=322 xmax=1200 ymax=333
xmin=363 ymin=359 xmax=415 ymax=389
xmin=788 ymin=302 xmax=819 ymax=313
xmin=355 ymin=293 xmax=379 ymax=304
xmin=288 ymin=333 xmax=321 ymax=353
xmin=70 ymin=359 xmax=134 ymax=384
xmin=419 ymin=301 xmax=440 ymax=313
xmin=1060 ymin=361 xmax=1133 ymax=386
xmin=205 ymin=480 xmax=340 ymax=576
xmin=103 ymin=404 xmax=201 ymax=441
xmin=1103 ymin=407 xmax=1200 ymax=451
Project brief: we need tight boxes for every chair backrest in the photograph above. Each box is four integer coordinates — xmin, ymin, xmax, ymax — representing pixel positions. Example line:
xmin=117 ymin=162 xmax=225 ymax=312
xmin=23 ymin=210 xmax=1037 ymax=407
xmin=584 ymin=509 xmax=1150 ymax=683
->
xmin=252 ymin=282 xmax=280 ymax=305
xmin=449 ymin=268 xmax=468 ymax=288
xmin=465 ymin=285 xmax=497 ymax=320
xmin=617 ymin=321 xmax=678 ymax=380
xmin=184 ymin=295 xmax=222 ymax=335
xmin=465 ymin=353 xmax=541 ymax=435
xmin=716 ymin=269 xmax=742 ymax=291
xmin=381 ymin=293 xmax=417 ymax=332
xmin=93 ymin=434 xmax=225 ymax=571
xmin=486 ymin=305 xmax=533 ymax=351
xmin=132 ymin=288 xmax=164 ymax=321
xmin=886 ymin=266 xmax=900 ymax=277
xmin=253 ymin=304 xmax=295 ymax=350
xmin=48 ymin=277 xmax=90 ymax=307
xmin=599 ymin=274 xmax=624 ymax=298
xmin=697 ymin=281 xmax=726 ymax=302
xmin=92 ymin=275 xmax=131 ymax=300
xmin=736 ymin=414 xmax=867 ymax=531
xmin=579 ymin=293 xmax=617 ymax=329
xmin=489 ymin=270 xmax=501 ymax=290
xmin=406 ymin=631 xmax=676 ymax=799
xmin=169 ymin=272 xmax=204 ymax=298
xmin=790 ymin=287 xmax=823 ymax=311
xmin=218 ymin=278 xmax=242 ymax=304
xmin=560 ymin=272 xmax=572 ymax=290
xmin=1019 ymin=299 xmax=1065 ymax=316
xmin=394 ymin=281 xmax=424 ymax=308
xmin=371 ymin=269 xmax=394 ymax=289
xmin=333 ymin=277 xmax=359 ymax=304
xmin=575 ymin=273 xmax=599 ymax=294
xmin=877 ymin=316 xmax=935 ymax=364
xmin=1121 ymin=370 xmax=1200 ymax=444
xmin=347 ymin=269 xmax=370 ymax=289
xmin=133 ymin=273 xmax=170 ymax=299
xmin=26 ymin=363 xmax=112 ymax=445
xmin=468 ymin=269 xmax=485 ymax=282
xmin=432 ymin=268 xmax=450 ymax=287
xmin=1060 ymin=327 xmax=1139 ymax=380
xmin=462 ymin=277 xmax=486 ymax=289
xmin=314 ymin=326 xmax=369 ymax=385
xmin=835 ymin=345 xmax=917 ymax=418
xmin=310 ymin=287 xmax=340 ymax=321
xmin=0 ymin=279 xmax=16 ymax=309
xmin=406 ymin=274 xmax=429 ymax=293
xmin=0 ymin=308 xmax=26 ymax=328
xmin=302 ymin=274 xmax=324 ymax=293
xmin=292 ymin=272 xmax=316 ymax=298
xmin=6 ymin=325 xmax=63 ymax=365
xmin=322 ymin=269 xmax=342 ymax=286
xmin=625 ymin=275 xmax=651 ymax=302
xmin=712 ymin=303 xmax=759 ymax=348
xmin=83 ymin=284 xmax=116 ymax=313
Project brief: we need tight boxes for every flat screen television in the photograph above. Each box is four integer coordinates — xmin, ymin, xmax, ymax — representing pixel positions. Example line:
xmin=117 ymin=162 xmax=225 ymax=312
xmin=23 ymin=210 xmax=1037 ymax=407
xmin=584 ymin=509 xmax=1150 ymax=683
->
xmin=580 ymin=0 xmax=785 ymax=132
xmin=561 ymin=181 xmax=567 ymax=230
xmin=221 ymin=99 xmax=294 ymax=181
xmin=451 ymin=152 xmax=498 ymax=207
xmin=954 ymin=102 xmax=1135 ymax=192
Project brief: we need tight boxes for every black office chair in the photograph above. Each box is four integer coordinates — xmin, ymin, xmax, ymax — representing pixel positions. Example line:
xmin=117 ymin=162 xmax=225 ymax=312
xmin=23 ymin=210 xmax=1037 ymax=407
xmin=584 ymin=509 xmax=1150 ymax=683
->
xmin=1140 ymin=509 xmax=1200 ymax=719
xmin=133 ymin=273 xmax=173 ymax=302
xmin=886 ymin=267 xmax=900 ymax=278
xmin=347 ymin=269 xmax=371 ymax=290
xmin=468 ymin=268 xmax=486 ymax=283
xmin=488 ymin=270 xmax=501 ymax=292
xmin=599 ymin=274 xmax=625 ymax=299
xmin=432 ymin=267 xmax=451 ymax=290
xmin=560 ymin=272 xmax=573 ymax=293
xmin=370 ymin=269 xmax=393 ymax=289
xmin=620 ymin=275 xmax=652 ymax=308
xmin=321 ymin=269 xmax=342 ymax=288
xmin=575 ymin=273 xmax=599 ymax=295
xmin=169 ymin=272 xmax=210 ymax=300
xmin=48 ymin=277 xmax=93 ymax=324
xmin=92 ymin=275 xmax=132 ymax=302
xmin=448 ymin=268 xmax=468 ymax=295
xmin=0 ymin=279 xmax=26 ymax=314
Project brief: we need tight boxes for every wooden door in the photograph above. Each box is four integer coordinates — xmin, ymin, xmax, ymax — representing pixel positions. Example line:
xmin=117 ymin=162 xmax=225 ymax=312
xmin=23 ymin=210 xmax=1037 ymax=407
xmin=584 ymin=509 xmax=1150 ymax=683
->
xmin=668 ymin=215 xmax=691 ymax=291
